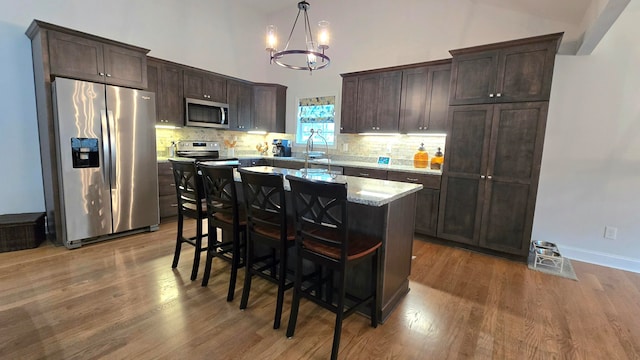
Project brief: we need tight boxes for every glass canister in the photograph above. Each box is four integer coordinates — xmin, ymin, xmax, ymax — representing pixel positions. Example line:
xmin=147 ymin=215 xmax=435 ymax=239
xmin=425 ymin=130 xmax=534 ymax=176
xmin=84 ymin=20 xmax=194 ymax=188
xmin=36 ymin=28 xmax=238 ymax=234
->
xmin=413 ymin=142 xmax=429 ymax=168
xmin=430 ymin=147 xmax=444 ymax=170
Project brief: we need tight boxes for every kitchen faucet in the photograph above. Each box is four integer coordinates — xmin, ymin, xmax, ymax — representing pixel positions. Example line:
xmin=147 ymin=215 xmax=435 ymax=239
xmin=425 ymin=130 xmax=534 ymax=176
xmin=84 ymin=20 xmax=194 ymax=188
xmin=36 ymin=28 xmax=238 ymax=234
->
xmin=304 ymin=128 xmax=331 ymax=175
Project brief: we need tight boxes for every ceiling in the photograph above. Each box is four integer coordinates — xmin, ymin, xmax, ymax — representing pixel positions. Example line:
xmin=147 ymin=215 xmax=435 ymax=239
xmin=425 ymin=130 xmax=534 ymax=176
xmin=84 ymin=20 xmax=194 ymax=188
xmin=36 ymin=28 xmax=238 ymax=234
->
xmin=238 ymin=0 xmax=594 ymax=26
xmin=237 ymin=0 xmax=629 ymax=55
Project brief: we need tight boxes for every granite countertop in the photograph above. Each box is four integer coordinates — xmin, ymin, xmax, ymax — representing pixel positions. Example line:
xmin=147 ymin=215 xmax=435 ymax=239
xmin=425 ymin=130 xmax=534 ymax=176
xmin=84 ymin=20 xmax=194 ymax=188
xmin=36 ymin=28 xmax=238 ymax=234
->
xmin=236 ymin=166 xmax=423 ymax=207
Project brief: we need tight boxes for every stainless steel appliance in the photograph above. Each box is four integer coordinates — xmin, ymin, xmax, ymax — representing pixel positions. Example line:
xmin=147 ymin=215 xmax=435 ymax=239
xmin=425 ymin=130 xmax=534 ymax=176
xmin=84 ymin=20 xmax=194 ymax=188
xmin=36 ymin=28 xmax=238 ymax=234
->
xmin=51 ymin=78 xmax=159 ymax=249
xmin=175 ymin=141 xmax=240 ymax=165
xmin=272 ymin=139 xmax=292 ymax=157
xmin=185 ymin=98 xmax=229 ymax=129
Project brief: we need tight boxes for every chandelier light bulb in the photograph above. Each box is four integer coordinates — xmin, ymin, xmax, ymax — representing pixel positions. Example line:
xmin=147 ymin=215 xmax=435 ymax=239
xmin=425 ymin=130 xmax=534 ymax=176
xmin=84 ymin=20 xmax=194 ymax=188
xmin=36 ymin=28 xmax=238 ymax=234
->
xmin=317 ymin=20 xmax=330 ymax=49
xmin=266 ymin=25 xmax=278 ymax=51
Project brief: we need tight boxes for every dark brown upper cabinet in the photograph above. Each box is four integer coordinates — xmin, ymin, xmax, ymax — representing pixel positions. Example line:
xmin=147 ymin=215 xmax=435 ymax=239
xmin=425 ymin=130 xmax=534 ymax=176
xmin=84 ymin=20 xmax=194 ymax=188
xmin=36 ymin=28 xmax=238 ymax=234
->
xmin=227 ymin=80 xmax=253 ymax=131
xmin=399 ymin=62 xmax=451 ymax=133
xmin=183 ymin=70 xmax=227 ymax=103
xmin=448 ymin=33 xmax=563 ymax=105
xmin=340 ymin=76 xmax=358 ymax=134
xmin=45 ymin=26 xmax=148 ymax=89
xmin=437 ymin=102 xmax=549 ymax=256
xmin=252 ymin=84 xmax=287 ymax=133
xmin=147 ymin=58 xmax=183 ymax=127
xmin=356 ymin=71 xmax=402 ymax=133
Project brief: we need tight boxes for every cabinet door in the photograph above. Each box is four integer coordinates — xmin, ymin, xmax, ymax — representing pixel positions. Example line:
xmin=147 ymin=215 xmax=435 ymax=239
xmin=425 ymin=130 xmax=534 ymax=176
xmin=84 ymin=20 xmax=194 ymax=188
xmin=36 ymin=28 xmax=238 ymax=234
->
xmin=227 ymin=80 xmax=253 ymax=131
xmin=184 ymin=70 xmax=227 ymax=102
xmin=400 ymin=64 xmax=451 ymax=133
xmin=478 ymin=102 xmax=548 ymax=255
xmin=146 ymin=60 xmax=161 ymax=122
xmin=158 ymin=63 xmax=184 ymax=126
xmin=356 ymin=74 xmax=380 ymax=132
xmin=449 ymin=51 xmax=499 ymax=105
xmin=102 ymin=44 xmax=147 ymax=89
xmin=425 ymin=65 xmax=452 ymax=132
xmin=252 ymin=85 xmax=286 ymax=133
xmin=437 ymin=105 xmax=493 ymax=244
xmin=376 ymin=71 xmax=402 ymax=132
xmin=495 ymin=42 xmax=556 ymax=103
xmin=183 ymin=70 xmax=207 ymax=99
xmin=48 ymin=31 xmax=105 ymax=83
xmin=340 ymin=76 xmax=358 ymax=133
xmin=400 ymin=67 xmax=429 ymax=132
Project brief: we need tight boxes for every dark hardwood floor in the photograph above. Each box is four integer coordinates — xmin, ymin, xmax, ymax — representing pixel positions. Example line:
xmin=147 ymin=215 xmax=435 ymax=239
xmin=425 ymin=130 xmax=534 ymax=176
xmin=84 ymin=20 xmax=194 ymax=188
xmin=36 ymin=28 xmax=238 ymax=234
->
xmin=1 ymin=219 xmax=639 ymax=359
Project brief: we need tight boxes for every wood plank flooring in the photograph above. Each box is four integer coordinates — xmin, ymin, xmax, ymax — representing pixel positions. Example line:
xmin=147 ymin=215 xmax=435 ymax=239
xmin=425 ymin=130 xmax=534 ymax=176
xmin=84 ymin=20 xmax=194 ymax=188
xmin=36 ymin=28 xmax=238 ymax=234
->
xmin=1 ymin=219 xmax=639 ymax=359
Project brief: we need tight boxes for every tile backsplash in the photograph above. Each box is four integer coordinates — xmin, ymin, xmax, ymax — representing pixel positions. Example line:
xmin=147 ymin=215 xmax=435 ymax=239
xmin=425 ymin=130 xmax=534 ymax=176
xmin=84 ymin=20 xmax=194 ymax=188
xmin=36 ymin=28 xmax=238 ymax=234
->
xmin=156 ymin=128 xmax=445 ymax=166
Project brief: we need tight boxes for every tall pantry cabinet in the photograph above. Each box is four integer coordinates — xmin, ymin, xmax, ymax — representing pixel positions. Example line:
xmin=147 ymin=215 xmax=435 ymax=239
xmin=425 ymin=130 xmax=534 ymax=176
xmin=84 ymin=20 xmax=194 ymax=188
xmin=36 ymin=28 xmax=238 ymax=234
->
xmin=437 ymin=33 xmax=563 ymax=256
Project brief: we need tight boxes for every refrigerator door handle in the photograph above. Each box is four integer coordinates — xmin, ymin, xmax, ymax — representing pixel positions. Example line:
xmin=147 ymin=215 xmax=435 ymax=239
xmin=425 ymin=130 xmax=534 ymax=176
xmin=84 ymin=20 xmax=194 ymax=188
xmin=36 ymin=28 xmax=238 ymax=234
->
xmin=100 ymin=110 xmax=110 ymax=184
xmin=107 ymin=110 xmax=117 ymax=189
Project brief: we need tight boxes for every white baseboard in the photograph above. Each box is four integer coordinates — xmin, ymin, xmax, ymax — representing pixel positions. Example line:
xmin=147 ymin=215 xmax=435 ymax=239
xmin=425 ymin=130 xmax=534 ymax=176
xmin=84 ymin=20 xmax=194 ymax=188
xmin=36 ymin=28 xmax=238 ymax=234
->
xmin=559 ymin=245 xmax=640 ymax=274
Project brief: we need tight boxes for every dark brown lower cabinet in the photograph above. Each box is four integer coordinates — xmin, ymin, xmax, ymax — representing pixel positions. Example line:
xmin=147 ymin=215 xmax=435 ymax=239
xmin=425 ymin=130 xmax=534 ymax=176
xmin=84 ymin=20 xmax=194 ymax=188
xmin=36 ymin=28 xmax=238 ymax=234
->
xmin=437 ymin=102 xmax=548 ymax=256
xmin=158 ymin=162 xmax=177 ymax=220
xmin=387 ymin=172 xmax=441 ymax=236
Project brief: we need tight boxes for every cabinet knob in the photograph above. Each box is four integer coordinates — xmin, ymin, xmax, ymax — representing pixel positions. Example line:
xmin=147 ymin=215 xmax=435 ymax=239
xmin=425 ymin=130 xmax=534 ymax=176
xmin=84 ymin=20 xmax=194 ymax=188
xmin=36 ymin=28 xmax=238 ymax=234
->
xmin=487 ymin=175 xmax=493 ymax=179
xmin=406 ymin=177 xmax=419 ymax=182
xmin=496 ymin=93 xmax=502 ymax=98
xmin=99 ymin=72 xmax=105 ymax=76
xmin=106 ymin=73 xmax=112 ymax=77
xmin=418 ymin=127 xmax=423 ymax=130
xmin=481 ymin=175 xmax=486 ymax=179
xmin=489 ymin=93 xmax=494 ymax=98
xmin=360 ymin=173 xmax=369 ymax=176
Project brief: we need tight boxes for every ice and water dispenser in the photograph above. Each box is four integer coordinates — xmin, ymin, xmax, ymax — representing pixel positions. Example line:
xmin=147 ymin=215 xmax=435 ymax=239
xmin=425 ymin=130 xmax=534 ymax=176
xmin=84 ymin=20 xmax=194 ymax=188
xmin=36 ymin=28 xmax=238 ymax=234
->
xmin=71 ymin=138 xmax=99 ymax=168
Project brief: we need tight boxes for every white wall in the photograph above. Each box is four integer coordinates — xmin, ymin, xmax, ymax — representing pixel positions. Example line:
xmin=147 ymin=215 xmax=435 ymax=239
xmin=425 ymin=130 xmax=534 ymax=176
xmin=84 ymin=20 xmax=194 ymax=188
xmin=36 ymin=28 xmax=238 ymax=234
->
xmin=1 ymin=0 xmax=637 ymax=271
xmin=534 ymin=0 xmax=640 ymax=272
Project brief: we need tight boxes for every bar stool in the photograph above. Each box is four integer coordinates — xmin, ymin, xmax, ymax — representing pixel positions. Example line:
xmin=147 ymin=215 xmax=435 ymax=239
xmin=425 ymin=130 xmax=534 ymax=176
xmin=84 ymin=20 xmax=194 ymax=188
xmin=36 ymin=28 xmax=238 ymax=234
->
xmin=169 ymin=159 xmax=208 ymax=281
xmin=285 ymin=175 xmax=381 ymax=360
xmin=198 ymin=164 xmax=246 ymax=301
xmin=238 ymin=168 xmax=295 ymax=329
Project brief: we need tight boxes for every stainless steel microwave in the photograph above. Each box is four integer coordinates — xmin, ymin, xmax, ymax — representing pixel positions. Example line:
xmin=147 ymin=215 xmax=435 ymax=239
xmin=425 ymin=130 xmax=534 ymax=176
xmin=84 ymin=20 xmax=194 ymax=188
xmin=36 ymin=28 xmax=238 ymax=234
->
xmin=185 ymin=98 xmax=229 ymax=129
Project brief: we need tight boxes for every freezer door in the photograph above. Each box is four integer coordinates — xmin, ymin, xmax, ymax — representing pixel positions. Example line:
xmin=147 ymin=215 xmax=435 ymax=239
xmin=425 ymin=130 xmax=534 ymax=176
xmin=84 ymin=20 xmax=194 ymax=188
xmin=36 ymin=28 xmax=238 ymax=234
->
xmin=106 ymin=85 xmax=159 ymax=233
xmin=53 ymin=78 xmax=113 ymax=246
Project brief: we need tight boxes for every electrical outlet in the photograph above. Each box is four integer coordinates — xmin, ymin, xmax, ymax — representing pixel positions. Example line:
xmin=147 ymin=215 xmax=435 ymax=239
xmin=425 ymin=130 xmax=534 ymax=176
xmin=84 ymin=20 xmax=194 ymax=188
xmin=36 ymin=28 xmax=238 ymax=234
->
xmin=342 ymin=143 xmax=348 ymax=152
xmin=604 ymin=226 xmax=618 ymax=240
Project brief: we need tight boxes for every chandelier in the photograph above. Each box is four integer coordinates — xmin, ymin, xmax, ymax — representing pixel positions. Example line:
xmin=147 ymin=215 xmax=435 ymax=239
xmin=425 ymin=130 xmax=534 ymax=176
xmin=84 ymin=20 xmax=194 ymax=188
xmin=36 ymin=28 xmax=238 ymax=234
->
xmin=265 ymin=1 xmax=330 ymax=73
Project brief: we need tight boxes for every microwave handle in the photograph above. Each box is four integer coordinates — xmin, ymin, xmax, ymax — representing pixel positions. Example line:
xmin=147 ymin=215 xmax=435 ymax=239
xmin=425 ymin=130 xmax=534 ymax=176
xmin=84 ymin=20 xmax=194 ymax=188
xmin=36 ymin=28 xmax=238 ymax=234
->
xmin=221 ymin=107 xmax=226 ymax=124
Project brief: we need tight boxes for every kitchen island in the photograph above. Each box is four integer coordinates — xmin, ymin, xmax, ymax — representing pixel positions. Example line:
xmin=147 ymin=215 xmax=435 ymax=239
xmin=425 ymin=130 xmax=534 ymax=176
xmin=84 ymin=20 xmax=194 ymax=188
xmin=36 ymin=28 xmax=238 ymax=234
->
xmin=230 ymin=166 xmax=423 ymax=322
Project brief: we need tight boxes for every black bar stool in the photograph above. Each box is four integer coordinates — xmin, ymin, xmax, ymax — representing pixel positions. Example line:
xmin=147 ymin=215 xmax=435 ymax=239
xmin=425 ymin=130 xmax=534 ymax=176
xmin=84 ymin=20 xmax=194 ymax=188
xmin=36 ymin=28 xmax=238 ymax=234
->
xmin=285 ymin=175 xmax=382 ymax=360
xmin=238 ymin=169 xmax=295 ymax=329
xmin=169 ymin=159 xmax=208 ymax=281
xmin=198 ymin=164 xmax=246 ymax=301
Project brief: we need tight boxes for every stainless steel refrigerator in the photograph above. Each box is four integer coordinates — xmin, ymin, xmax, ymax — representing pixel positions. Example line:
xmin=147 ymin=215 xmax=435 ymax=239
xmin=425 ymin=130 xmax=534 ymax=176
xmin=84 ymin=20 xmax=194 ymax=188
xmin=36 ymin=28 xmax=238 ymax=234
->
xmin=51 ymin=77 xmax=159 ymax=249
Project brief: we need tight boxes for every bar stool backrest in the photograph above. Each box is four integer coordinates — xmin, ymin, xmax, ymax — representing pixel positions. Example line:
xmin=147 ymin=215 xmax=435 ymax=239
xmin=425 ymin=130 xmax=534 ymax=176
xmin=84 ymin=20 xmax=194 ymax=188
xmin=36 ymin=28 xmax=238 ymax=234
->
xmin=286 ymin=175 xmax=349 ymax=261
xmin=170 ymin=160 xmax=205 ymax=219
xmin=238 ymin=169 xmax=287 ymax=237
xmin=198 ymin=165 xmax=240 ymax=224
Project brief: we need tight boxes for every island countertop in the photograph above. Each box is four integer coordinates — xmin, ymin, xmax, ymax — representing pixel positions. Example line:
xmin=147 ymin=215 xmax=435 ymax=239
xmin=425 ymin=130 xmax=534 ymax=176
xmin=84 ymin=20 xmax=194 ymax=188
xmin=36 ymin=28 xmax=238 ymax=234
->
xmin=225 ymin=166 xmax=423 ymax=207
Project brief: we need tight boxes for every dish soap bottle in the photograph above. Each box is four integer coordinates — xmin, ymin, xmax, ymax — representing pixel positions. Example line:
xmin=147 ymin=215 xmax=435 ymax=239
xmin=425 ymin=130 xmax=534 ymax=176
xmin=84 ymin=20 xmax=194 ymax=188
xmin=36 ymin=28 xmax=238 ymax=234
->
xmin=168 ymin=141 xmax=176 ymax=158
xmin=413 ymin=142 xmax=428 ymax=168
xmin=430 ymin=147 xmax=444 ymax=170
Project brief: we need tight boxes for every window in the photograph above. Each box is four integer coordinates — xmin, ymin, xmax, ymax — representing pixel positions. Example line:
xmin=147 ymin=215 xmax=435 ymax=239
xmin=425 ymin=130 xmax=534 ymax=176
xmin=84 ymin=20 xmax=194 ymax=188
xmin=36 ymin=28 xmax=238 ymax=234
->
xmin=295 ymin=96 xmax=335 ymax=146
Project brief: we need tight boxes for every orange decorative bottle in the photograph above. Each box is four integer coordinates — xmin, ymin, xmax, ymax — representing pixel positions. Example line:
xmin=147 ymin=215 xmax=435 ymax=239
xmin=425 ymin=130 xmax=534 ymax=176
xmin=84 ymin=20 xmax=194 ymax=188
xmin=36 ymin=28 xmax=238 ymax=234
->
xmin=413 ymin=142 xmax=429 ymax=168
xmin=430 ymin=147 xmax=444 ymax=170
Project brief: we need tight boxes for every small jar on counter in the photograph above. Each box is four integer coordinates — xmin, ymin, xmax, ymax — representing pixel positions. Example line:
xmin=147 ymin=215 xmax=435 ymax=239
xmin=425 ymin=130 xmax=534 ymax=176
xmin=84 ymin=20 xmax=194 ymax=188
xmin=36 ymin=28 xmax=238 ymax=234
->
xmin=413 ymin=143 xmax=428 ymax=168
xmin=430 ymin=147 xmax=444 ymax=170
